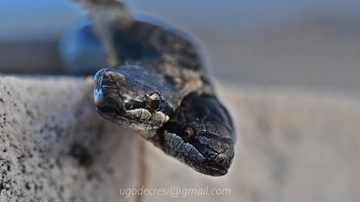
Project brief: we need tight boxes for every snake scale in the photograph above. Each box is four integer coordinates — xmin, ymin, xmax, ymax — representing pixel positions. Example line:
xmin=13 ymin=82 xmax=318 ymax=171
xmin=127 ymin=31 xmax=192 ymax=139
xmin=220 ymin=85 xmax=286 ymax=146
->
xmin=67 ymin=0 xmax=235 ymax=176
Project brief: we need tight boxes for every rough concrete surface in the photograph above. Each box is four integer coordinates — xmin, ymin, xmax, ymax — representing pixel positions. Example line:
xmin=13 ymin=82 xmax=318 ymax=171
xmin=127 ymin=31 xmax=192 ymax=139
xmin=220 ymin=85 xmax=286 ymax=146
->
xmin=1 ymin=76 xmax=360 ymax=202
xmin=0 ymin=76 xmax=140 ymax=201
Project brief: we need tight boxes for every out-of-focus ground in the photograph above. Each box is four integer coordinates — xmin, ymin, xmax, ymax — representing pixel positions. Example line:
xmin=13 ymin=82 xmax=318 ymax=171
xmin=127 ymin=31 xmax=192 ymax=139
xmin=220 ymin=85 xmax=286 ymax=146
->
xmin=1 ymin=0 xmax=360 ymax=95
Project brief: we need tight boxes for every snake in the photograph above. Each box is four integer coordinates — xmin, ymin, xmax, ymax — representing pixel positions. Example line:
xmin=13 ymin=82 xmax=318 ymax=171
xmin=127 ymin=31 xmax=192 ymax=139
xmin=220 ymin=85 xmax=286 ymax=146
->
xmin=63 ymin=1 xmax=235 ymax=176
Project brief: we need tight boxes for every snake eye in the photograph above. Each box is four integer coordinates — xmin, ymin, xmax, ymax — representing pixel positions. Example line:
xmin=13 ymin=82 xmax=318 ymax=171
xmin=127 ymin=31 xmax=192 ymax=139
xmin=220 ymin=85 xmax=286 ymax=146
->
xmin=148 ymin=93 xmax=161 ymax=109
xmin=183 ymin=126 xmax=195 ymax=138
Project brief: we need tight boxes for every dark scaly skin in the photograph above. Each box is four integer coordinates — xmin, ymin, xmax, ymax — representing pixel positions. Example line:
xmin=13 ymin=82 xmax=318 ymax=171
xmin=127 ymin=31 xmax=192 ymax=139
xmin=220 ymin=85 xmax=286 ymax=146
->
xmin=153 ymin=93 xmax=235 ymax=176
xmin=93 ymin=17 xmax=213 ymax=135
xmin=94 ymin=65 xmax=180 ymax=132
xmin=72 ymin=1 xmax=235 ymax=176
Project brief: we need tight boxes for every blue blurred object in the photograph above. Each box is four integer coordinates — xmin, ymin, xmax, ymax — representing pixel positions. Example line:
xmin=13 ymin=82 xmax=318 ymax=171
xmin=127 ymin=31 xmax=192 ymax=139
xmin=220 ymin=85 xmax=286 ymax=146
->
xmin=2 ymin=0 xmax=360 ymax=93
xmin=0 ymin=0 xmax=84 ymax=42
xmin=2 ymin=0 xmax=360 ymax=42
xmin=59 ymin=20 xmax=108 ymax=75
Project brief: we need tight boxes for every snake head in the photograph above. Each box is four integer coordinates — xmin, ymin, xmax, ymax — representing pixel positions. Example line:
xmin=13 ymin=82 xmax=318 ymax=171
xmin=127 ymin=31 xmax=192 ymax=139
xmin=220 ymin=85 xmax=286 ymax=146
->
xmin=93 ymin=66 xmax=177 ymax=132
xmin=155 ymin=93 xmax=235 ymax=176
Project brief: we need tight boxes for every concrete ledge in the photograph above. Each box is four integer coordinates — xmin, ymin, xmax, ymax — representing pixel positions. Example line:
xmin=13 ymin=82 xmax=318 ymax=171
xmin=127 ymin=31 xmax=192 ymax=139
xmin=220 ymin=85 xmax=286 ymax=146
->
xmin=0 ymin=76 xmax=140 ymax=201
xmin=1 ymin=76 xmax=360 ymax=201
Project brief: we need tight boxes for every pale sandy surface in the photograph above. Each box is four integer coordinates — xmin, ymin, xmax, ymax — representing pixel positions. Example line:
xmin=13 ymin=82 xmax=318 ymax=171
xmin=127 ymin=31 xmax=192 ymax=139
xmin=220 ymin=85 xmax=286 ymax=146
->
xmin=1 ymin=76 xmax=360 ymax=201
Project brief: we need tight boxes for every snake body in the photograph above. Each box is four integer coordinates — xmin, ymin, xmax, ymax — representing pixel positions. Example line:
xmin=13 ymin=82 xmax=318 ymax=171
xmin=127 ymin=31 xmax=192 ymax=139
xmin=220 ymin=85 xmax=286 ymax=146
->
xmin=94 ymin=17 xmax=212 ymax=132
xmin=65 ymin=2 xmax=235 ymax=176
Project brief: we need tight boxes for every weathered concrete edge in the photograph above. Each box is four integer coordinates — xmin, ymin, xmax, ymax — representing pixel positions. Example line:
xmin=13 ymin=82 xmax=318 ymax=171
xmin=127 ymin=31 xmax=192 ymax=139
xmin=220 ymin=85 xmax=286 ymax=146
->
xmin=0 ymin=75 xmax=141 ymax=202
xmin=1 ymin=75 xmax=360 ymax=202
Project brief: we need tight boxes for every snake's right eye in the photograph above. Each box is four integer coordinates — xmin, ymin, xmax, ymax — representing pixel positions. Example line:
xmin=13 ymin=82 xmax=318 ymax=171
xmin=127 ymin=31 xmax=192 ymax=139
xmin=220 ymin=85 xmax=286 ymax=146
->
xmin=148 ymin=93 xmax=161 ymax=109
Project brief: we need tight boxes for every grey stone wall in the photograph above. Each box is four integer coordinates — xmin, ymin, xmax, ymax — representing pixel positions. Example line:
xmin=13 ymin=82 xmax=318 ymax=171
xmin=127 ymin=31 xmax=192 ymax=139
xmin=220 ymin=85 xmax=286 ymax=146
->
xmin=1 ymin=76 xmax=360 ymax=201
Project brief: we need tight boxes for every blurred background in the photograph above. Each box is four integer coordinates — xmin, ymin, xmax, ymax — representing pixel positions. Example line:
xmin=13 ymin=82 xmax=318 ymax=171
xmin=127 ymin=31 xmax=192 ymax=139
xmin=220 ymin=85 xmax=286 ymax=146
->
xmin=1 ymin=0 xmax=360 ymax=93
xmin=2 ymin=1 xmax=360 ymax=201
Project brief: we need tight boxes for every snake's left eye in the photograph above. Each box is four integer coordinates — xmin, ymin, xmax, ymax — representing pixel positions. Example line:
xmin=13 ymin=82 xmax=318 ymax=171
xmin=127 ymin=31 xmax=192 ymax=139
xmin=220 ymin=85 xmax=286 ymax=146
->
xmin=183 ymin=126 xmax=195 ymax=138
xmin=148 ymin=93 xmax=161 ymax=109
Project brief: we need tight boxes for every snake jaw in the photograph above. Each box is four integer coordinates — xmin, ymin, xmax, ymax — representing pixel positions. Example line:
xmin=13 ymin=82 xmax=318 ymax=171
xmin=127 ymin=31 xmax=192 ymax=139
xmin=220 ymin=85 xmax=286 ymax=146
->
xmin=124 ymin=108 xmax=170 ymax=129
xmin=96 ymin=105 xmax=161 ymax=131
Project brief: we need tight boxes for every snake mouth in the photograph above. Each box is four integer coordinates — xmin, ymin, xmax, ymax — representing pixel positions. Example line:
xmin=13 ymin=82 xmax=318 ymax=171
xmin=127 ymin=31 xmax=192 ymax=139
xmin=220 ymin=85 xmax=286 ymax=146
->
xmin=96 ymin=106 xmax=125 ymax=122
xmin=188 ymin=156 xmax=230 ymax=176
xmin=202 ymin=163 xmax=228 ymax=176
xmin=96 ymin=106 xmax=122 ymax=116
xmin=185 ymin=156 xmax=229 ymax=176
xmin=162 ymin=132 xmax=232 ymax=176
